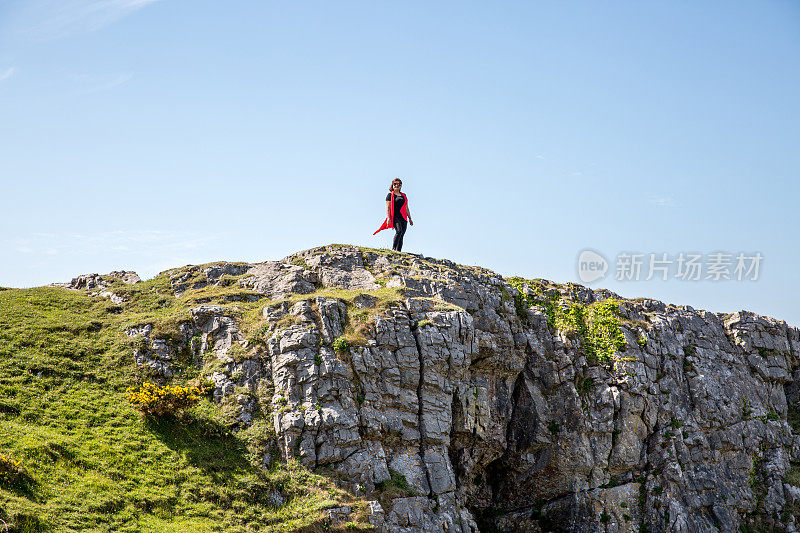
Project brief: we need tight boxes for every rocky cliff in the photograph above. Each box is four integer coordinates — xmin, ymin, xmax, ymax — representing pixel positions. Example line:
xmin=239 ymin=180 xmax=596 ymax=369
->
xmin=118 ymin=244 xmax=800 ymax=532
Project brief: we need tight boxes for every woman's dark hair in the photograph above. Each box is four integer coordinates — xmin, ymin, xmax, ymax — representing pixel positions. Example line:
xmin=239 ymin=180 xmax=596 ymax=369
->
xmin=389 ymin=178 xmax=402 ymax=193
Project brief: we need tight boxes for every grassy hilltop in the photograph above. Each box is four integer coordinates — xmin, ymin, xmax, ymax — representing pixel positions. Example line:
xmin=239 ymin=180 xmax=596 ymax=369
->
xmin=0 ymin=265 xmax=375 ymax=532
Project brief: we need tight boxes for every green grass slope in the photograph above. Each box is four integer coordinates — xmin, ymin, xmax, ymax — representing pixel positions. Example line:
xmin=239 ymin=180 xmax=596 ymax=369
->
xmin=0 ymin=273 xmax=372 ymax=532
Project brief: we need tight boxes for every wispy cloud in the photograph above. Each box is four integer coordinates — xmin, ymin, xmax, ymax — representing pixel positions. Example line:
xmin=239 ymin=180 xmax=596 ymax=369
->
xmin=649 ymin=195 xmax=680 ymax=208
xmin=16 ymin=0 xmax=163 ymax=41
xmin=4 ymin=229 xmax=224 ymax=286
xmin=0 ymin=67 xmax=16 ymax=82
xmin=73 ymin=71 xmax=134 ymax=93
xmin=7 ymin=230 xmax=219 ymax=259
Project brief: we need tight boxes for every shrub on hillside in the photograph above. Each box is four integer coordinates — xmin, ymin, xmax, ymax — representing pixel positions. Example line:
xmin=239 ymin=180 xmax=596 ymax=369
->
xmin=0 ymin=452 xmax=29 ymax=487
xmin=125 ymin=382 xmax=203 ymax=416
xmin=332 ymin=337 xmax=350 ymax=353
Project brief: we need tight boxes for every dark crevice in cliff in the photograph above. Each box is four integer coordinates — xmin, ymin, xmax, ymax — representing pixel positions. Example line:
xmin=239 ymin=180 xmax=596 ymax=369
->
xmin=332 ymin=446 xmax=361 ymax=468
xmin=481 ymin=372 xmax=528 ymax=519
xmin=447 ymin=442 xmax=463 ymax=494
xmin=607 ymin=389 xmax=619 ymax=475
xmin=312 ymin=426 xmax=321 ymax=470
xmin=507 ymin=371 xmax=534 ymax=453
xmin=787 ymin=325 xmax=798 ymax=378
xmin=342 ymin=348 xmax=368 ymax=441
xmin=409 ymin=309 xmax=434 ymax=498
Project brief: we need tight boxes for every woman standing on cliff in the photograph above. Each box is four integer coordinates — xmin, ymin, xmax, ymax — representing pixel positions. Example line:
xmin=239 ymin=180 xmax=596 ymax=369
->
xmin=373 ymin=177 xmax=414 ymax=251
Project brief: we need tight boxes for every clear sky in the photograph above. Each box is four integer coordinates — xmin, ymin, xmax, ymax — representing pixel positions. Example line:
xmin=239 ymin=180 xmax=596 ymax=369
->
xmin=1 ymin=1 xmax=799 ymax=325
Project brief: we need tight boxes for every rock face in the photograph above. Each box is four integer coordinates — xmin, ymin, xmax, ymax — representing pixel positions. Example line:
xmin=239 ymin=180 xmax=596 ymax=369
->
xmin=130 ymin=245 xmax=800 ymax=532
xmin=53 ymin=270 xmax=141 ymax=290
xmin=52 ymin=270 xmax=141 ymax=304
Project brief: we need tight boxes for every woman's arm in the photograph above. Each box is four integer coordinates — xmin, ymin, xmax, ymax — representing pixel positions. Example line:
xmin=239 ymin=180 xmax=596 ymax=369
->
xmin=406 ymin=204 xmax=413 ymax=225
xmin=386 ymin=200 xmax=391 ymax=221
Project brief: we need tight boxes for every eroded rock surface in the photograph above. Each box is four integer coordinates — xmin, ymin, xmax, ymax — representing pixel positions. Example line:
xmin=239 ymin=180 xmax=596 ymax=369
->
xmin=129 ymin=245 xmax=800 ymax=532
xmin=52 ymin=270 xmax=140 ymax=305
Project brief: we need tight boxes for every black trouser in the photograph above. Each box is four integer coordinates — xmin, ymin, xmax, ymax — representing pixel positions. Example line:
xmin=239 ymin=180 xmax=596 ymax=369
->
xmin=392 ymin=217 xmax=407 ymax=251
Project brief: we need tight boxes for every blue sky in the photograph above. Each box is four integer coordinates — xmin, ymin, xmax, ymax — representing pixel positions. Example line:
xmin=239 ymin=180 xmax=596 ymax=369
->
xmin=1 ymin=1 xmax=799 ymax=325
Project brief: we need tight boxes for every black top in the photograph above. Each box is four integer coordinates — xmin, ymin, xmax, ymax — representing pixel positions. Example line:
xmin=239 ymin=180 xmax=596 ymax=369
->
xmin=386 ymin=193 xmax=406 ymax=221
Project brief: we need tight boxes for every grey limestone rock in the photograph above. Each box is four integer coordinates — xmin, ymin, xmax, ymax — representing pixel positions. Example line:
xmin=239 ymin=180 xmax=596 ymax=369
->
xmin=107 ymin=270 xmax=141 ymax=284
xmin=239 ymin=261 xmax=318 ymax=298
xmin=52 ymin=270 xmax=140 ymax=303
xmin=133 ymin=245 xmax=800 ymax=532
xmin=127 ymin=325 xmax=174 ymax=378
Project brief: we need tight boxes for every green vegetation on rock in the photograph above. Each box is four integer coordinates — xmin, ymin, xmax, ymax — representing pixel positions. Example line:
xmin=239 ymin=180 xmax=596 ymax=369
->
xmin=507 ymin=278 xmax=626 ymax=363
xmin=375 ymin=469 xmax=414 ymax=505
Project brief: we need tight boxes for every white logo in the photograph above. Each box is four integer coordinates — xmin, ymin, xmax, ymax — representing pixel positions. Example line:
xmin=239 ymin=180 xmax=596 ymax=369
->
xmin=577 ymin=249 xmax=608 ymax=283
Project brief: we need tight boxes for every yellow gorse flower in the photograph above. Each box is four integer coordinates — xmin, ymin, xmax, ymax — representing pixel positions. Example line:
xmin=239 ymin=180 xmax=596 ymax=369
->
xmin=125 ymin=382 xmax=203 ymax=415
xmin=0 ymin=452 xmax=25 ymax=485
xmin=0 ymin=453 xmax=21 ymax=469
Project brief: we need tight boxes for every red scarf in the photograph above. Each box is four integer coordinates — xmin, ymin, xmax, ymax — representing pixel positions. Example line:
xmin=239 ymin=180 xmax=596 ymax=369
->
xmin=374 ymin=192 xmax=408 ymax=235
